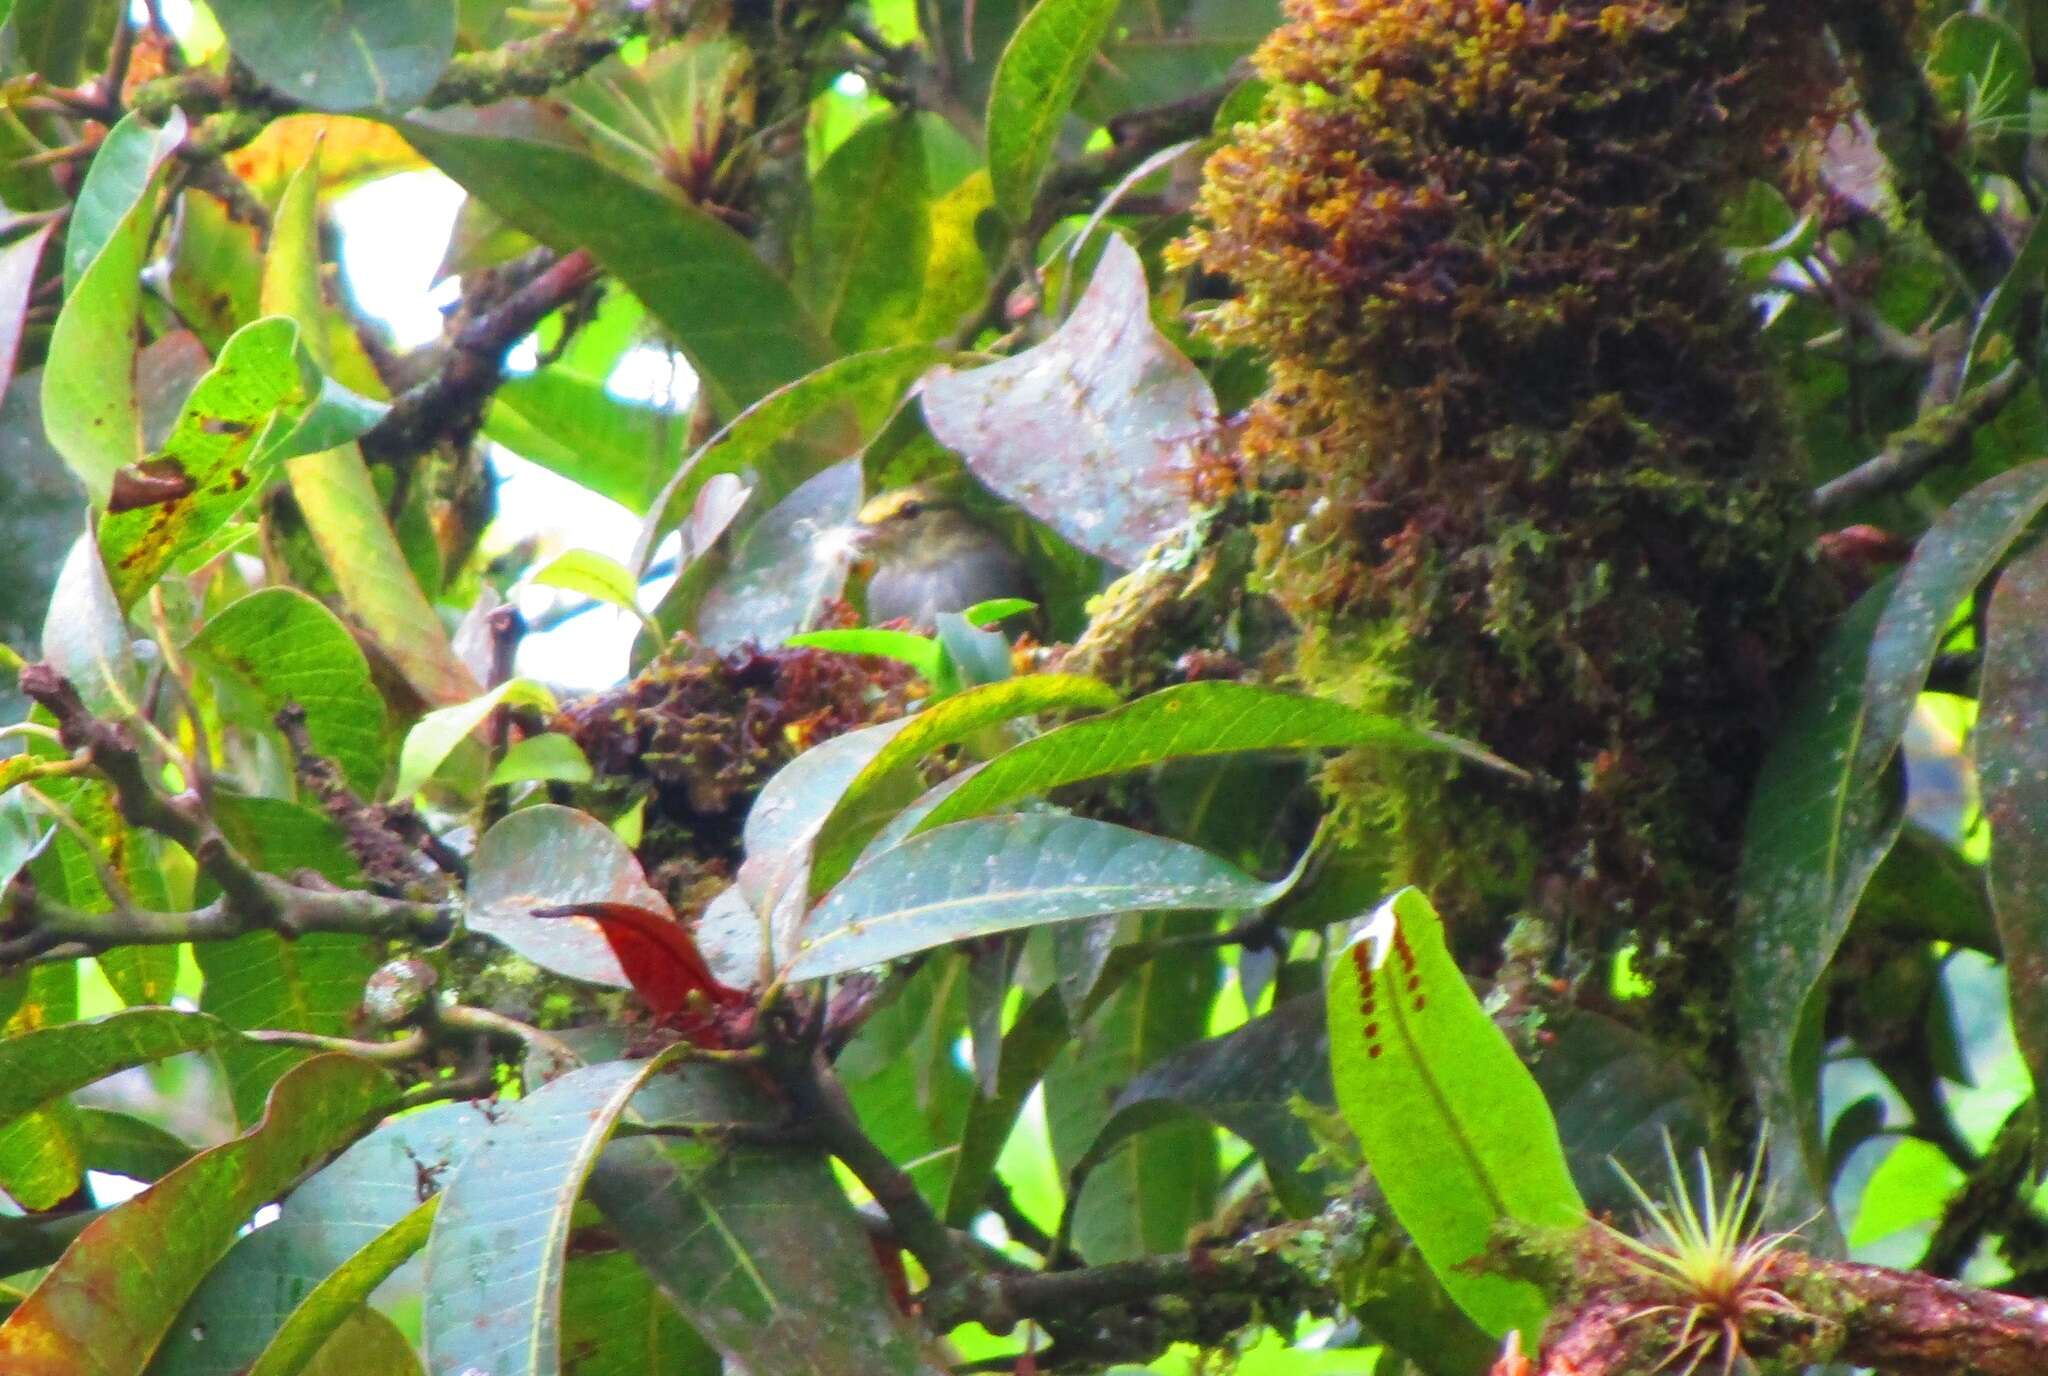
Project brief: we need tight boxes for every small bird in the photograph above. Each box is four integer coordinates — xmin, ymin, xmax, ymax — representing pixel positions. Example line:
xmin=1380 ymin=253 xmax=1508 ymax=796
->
xmin=853 ymin=484 xmax=1039 ymax=630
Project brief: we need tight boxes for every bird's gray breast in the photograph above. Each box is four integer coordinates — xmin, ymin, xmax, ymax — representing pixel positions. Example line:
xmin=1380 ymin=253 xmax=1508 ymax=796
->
xmin=864 ymin=546 xmax=1034 ymax=628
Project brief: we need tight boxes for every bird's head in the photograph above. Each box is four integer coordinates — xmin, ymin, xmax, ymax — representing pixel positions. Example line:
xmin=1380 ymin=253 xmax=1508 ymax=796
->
xmin=852 ymin=484 xmax=980 ymax=569
xmin=851 ymin=483 xmax=1039 ymax=628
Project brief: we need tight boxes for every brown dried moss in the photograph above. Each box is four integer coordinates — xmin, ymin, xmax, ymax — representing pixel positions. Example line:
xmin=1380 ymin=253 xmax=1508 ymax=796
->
xmin=1179 ymin=1 xmax=1835 ymax=974
xmin=558 ymin=631 xmax=916 ymax=883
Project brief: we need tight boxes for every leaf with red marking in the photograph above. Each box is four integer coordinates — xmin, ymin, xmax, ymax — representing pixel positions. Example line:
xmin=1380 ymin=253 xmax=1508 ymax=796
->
xmin=1325 ymin=887 xmax=1584 ymax=1344
xmin=533 ymin=901 xmax=746 ymax=1044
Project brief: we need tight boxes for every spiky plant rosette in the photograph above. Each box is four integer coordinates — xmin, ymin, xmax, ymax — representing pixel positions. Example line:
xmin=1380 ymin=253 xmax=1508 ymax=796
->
xmin=1597 ymin=1136 xmax=1815 ymax=1376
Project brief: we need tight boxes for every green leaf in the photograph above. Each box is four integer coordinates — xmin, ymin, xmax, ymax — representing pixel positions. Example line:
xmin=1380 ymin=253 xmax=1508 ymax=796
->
xmin=39 ymin=537 xmax=137 ymax=716
xmin=1326 ymin=887 xmax=1584 ymax=1341
xmin=1858 ymin=824 xmax=1997 ymax=953
xmin=100 ymin=318 xmax=313 ymax=609
xmin=1980 ymin=536 xmax=2048 ymax=1134
xmin=13 ymin=0 xmax=110 ymax=87
xmin=167 ymin=191 xmax=264 ymax=354
xmin=695 ymin=720 xmax=915 ymax=982
xmin=1734 ymin=587 xmax=1898 ymax=1242
xmin=986 ymin=0 xmax=1121 ymax=223
xmin=531 ymin=549 xmax=650 ymax=624
xmin=689 ymin=460 xmax=865 ymax=650
xmin=966 ymin=597 xmax=1036 ymax=627
xmin=801 ymin=113 xmax=931 ymax=351
xmin=933 ymin=611 xmax=1011 ymax=691
xmin=200 ymin=795 xmax=380 ymax=1126
xmin=467 ymin=803 xmax=661 ymax=988
xmin=635 ymin=344 xmax=942 ymax=574
xmin=584 ymin=1063 xmax=940 ymax=1375
xmin=916 ymin=679 xmax=1501 ymax=835
xmin=254 ymin=154 xmax=391 ymax=454
xmin=43 ymin=111 xmax=186 ymax=506
xmin=1532 ymin=1012 xmax=1711 ymax=1217
xmin=921 ymin=236 xmax=1210 ymax=564
xmin=559 ymin=1250 xmax=718 ymax=1376
xmin=73 ymin=1107 xmax=195 ymax=1183
xmin=404 ymin=107 xmax=832 ymax=414
xmin=1065 ymin=994 xmax=1336 ymax=1222
xmin=1926 ymin=12 xmax=2031 ymax=125
xmin=301 ymin=1310 xmax=421 ymax=1376
xmin=1848 ymin=1136 xmax=1964 ymax=1248
xmin=487 ymin=732 xmax=593 ymax=788
xmin=793 ymin=814 xmax=1295 ymax=980
xmin=1073 ymin=0 xmax=1275 ymax=125
xmin=1966 ymin=198 xmax=2048 ymax=385
xmin=0 ymin=1054 xmax=395 ymax=1374
xmin=787 ymin=628 xmax=947 ymax=684
xmin=940 ymin=981 xmax=1069 ymax=1226
xmin=24 ymin=774 xmax=176 ymax=1013
xmin=1740 ymin=463 xmax=2048 ymax=1230
xmin=186 ymin=586 xmax=388 ymax=795
xmin=212 ymin=0 xmax=456 ymax=112
xmin=840 ymin=956 xmax=977 ymax=1208
xmin=261 ymin=153 xmax=330 ymax=369
xmin=392 ymin=677 xmax=556 ymax=799
xmin=0 ymin=1008 xmax=240 ymax=1127
xmin=422 ymin=1050 xmax=688 ymax=1376
xmin=809 ymin=674 xmax=1121 ymax=894
xmin=1047 ymin=919 xmax=1219 ymax=1263
xmin=151 ymin=1099 xmax=494 ymax=1376
xmin=286 ymin=446 xmax=481 ymax=706
xmin=0 ymin=220 xmax=54 ymax=406
xmin=0 ymin=796 xmax=48 ymax=904
xmin=485 ymin=370 xmax=681 ymax=514
xmin=65 ymin=109 xmax=178 ymax=294
xmin=245 ymin=1196 xmax=437 ymax=1376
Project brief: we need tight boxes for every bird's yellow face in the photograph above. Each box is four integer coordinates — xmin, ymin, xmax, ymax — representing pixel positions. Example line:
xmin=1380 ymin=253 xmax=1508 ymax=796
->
xmin=853 ymin=485 xmax=980 ymax=571
xmin=853 ymin=484 xmax=1038 ymax=628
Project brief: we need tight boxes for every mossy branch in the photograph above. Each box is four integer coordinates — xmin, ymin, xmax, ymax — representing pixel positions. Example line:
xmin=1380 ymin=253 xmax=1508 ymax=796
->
xmin=1826 ymin=1 xmax=2014 ymax=294
xmin=1811 ymin=362 xmax=2026 ymax=516
xmin=129 ymin=0 xmax=680 ymax=151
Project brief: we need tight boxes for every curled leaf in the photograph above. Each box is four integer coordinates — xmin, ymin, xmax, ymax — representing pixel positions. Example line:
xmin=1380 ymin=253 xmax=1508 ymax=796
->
xmin=533 ymin=901 xmax=747 ymax=1045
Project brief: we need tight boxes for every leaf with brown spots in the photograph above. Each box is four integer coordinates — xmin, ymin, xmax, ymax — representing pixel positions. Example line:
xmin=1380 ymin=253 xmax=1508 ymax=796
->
xmin=97 ymin=317 xmax=306 ymax=608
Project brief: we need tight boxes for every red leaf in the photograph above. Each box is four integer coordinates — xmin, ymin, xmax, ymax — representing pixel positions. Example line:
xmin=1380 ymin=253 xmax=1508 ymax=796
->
xmin=531 ymin=902 xmax=746 ymax=1045
xmin=864 ymin=1234 xmax=914 ymax=1315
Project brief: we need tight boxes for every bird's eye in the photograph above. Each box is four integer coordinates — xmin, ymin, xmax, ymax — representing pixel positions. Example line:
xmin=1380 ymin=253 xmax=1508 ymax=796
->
xmin=895 ymin=499 xmax=924 ymax=520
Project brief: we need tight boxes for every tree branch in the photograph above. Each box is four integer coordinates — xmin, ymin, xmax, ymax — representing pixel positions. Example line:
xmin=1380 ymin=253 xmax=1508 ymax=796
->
xmin=1810 ymin=361 xmax=2025 ymax=516
xmin=4 ymin=664 xmax=447 ymax=967
xmin=358 ymin=248 xmax=600 ymax=466
xmin=1513 ymin=1228 xmax=2048 ymax=1376
xmin=784 ymin=1050 xmax=989 ymax=1315
xmin=1034 ymin=74 xmax=1241 ymax=221
xmin=1825 ymin=2 xmax=2013 ymax=294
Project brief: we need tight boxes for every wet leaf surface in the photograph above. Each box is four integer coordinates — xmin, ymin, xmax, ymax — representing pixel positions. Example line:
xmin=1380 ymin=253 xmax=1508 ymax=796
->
xmin=922 ymin=236 xmax=1210 ymax=565
xmin=1979 ymin=536 xmax=2048 ymax=1132
xmin=794 ymin=813 xmax=1292 ymax=979
xmin=586 ymin=1063 xmax=940 ymax=1374
xmin=468 ymin=804 xmax=666 ymax=988
xmin=0 ymin=1055 xmax=395 ymax=1376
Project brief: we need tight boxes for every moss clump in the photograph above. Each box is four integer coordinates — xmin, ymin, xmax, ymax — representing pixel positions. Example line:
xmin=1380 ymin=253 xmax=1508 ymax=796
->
xmin=1179 ymin=2 xmax=1833 ymax=975
xmin=558 ymin=635 xmax=915 ymax=883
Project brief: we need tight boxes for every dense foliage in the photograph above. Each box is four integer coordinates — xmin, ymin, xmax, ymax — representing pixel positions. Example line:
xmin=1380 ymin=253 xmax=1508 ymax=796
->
xmin=3 ymin=1 xmax=2048 ymax=1374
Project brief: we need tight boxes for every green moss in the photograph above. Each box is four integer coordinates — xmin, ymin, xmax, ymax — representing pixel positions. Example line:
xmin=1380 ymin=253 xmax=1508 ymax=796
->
xmin=1180 ymin=1 xmax=1834 ymax=986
